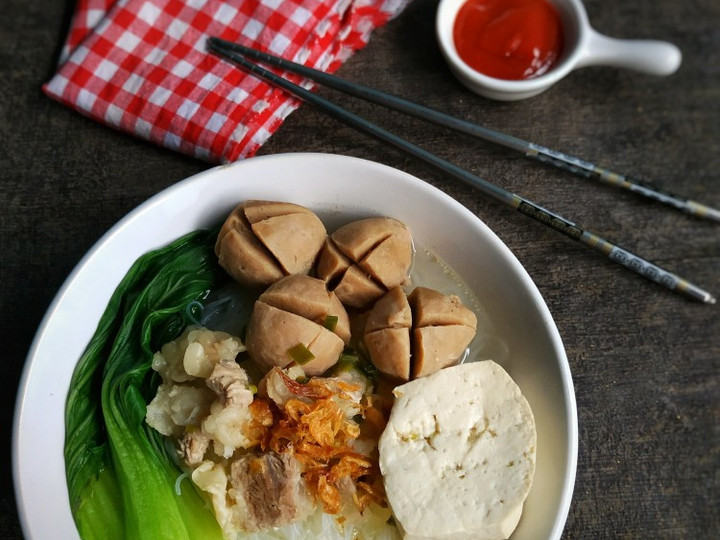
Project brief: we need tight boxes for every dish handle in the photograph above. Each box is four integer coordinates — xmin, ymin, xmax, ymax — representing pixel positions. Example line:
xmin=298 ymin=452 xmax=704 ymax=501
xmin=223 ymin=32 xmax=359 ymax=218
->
xmin=577 ymin=29 xmax=682 ymax=76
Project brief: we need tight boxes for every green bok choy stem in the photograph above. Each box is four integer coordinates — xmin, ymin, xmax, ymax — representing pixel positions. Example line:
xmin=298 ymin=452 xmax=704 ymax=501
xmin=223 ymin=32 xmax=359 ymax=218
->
xmin=65 ymin=229 xmax=224 ymax=540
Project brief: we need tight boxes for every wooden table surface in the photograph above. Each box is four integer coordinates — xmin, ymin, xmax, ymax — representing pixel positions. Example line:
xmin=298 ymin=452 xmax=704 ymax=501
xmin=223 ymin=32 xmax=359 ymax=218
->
xmin=2 ymin=0 xmax=718 ymax=537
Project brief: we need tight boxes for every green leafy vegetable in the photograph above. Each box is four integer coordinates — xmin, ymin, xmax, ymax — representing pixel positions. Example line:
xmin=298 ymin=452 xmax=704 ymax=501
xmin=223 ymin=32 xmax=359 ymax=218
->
xmin=328 ymin=349 xmax=379 ymax=383
xmin=65 ymin=229 xmax=224 ymax=540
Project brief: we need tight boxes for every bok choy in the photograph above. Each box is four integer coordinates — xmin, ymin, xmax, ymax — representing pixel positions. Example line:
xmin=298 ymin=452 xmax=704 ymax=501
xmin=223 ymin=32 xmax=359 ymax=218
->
xmin=65 ymin=229 xmax=225 ymax=540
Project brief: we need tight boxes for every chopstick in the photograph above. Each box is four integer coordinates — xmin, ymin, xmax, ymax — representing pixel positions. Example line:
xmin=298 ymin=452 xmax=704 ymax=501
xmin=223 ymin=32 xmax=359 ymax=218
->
xmin=208 ymin=37 xmax=720 ymax=224
xmin=207 ymin=38 xmax=716 ymax=304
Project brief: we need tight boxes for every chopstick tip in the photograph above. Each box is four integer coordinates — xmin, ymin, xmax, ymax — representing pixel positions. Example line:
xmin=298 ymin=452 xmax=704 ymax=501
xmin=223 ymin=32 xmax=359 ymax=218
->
xmin=207 ymin=36 xmax=231 ymax=52
xmin=687 ymin=200 xmax=720 ymax=223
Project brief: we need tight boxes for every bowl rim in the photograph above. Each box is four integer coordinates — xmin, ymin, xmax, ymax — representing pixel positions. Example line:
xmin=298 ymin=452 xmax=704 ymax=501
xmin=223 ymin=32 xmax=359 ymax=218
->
xmin=13 ymin=152 xmax=578 ymax=539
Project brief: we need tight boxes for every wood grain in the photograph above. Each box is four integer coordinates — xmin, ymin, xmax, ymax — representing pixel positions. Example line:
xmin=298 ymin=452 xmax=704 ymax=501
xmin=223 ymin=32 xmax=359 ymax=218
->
xmin=1 ymin=0 xmax=718 ymax=538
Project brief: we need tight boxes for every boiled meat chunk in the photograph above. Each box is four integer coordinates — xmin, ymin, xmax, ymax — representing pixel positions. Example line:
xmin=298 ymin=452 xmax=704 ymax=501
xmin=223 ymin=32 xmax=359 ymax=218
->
xmin=317 ymin=217 xmax=412 ymax=309
xmin=215 ymin=200 xmax=326 ymax=287
xmin=229 ymin=451 xmax=313 ymax=532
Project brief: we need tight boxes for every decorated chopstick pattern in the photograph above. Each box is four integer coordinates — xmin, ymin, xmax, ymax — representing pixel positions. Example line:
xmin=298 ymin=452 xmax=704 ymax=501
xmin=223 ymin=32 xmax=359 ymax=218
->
xmin=207 ymin=37 xmax=720 ymax=223
xmin=508 ymin=197 xmax=713 ymax=303
xmin=525 ymin=143 xmax=720 ymax=222
xmin=208 ymin=38 xmax=716 ymax=304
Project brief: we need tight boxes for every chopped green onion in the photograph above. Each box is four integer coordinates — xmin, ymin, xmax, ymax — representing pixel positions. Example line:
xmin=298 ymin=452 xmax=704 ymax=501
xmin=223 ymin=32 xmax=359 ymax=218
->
xmin=339 ymin=352 xmax=359 ymax=363
xmin=359 ymin=358 xmax=380 ymax=380
xmin=335 ymin=353 xmax=359 ymax=372
xmin=323 ymin=314 xmax=338 ymax=331
xmin=288 ymin=343 xmax=315 ymax=365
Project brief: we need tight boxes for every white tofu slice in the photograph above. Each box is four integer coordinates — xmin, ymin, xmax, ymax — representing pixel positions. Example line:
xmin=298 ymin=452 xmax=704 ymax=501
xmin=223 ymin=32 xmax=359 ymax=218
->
xmin=379 ymin=361 xmax=536 ymax=540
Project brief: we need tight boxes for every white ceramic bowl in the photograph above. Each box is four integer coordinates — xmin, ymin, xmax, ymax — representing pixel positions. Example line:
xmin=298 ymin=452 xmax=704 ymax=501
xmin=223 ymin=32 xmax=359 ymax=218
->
xmin=436 ymin=0 xmax=682 ymax=101
xmin=13 ymin=153 xmax=577 ymax=539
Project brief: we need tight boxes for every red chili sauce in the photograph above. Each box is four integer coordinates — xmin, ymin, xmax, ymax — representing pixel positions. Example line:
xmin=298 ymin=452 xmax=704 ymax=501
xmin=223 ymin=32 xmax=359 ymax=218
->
xmin=453 ymin=0 xmax=564 ymax=80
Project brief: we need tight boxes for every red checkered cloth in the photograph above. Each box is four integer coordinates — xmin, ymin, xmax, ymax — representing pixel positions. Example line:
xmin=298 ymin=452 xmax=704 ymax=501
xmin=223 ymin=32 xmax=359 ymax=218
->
xmin=44 ymin=0 xmax=410 ymax=162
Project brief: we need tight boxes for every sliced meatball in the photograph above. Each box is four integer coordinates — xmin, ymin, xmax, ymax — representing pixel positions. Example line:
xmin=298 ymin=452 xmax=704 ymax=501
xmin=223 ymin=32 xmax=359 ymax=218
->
xmin=216 ymin=200 xmax=326 ymax=287
xmin=245 ymin=275 xmax=350 ymax=376
xmin=364 ymin=286 xmax=477 ymax=381
xmin=317 ymin=217 xmax=413 ymax=309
